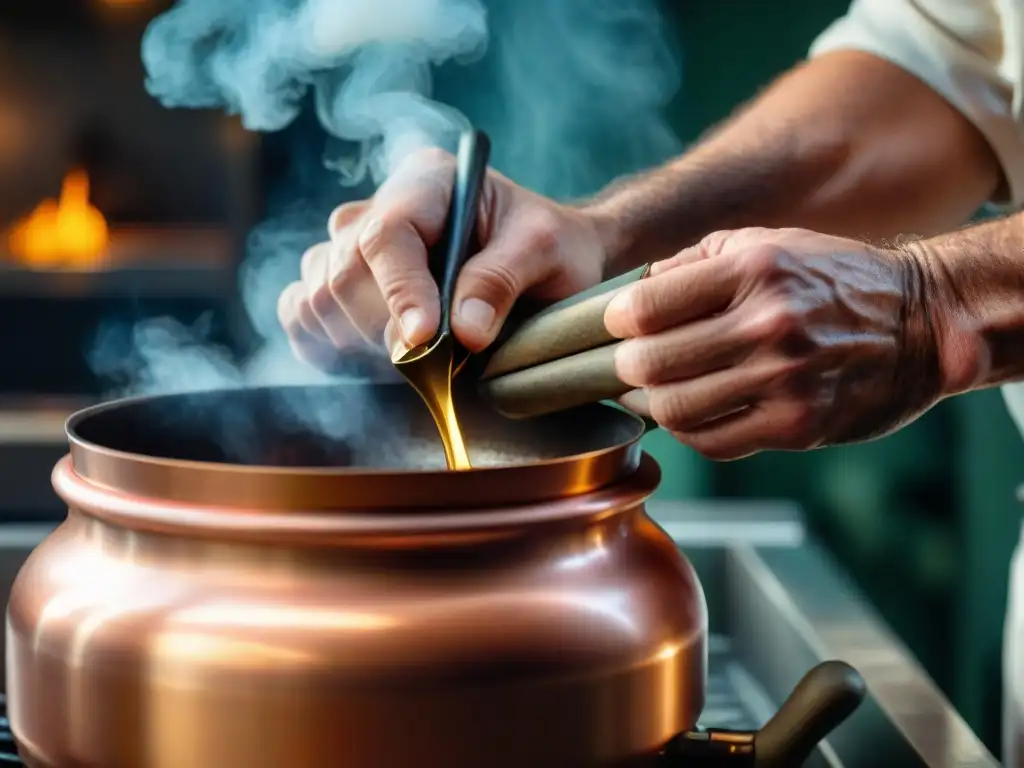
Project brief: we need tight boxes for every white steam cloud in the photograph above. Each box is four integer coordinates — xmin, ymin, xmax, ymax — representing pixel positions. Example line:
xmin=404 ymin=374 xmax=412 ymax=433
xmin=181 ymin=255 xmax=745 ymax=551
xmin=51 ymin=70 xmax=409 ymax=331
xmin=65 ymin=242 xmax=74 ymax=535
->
xmin=89 ymin=0 xmax=683 ymax=459
xmin=142 ymin=0 xmax=488 ymax=185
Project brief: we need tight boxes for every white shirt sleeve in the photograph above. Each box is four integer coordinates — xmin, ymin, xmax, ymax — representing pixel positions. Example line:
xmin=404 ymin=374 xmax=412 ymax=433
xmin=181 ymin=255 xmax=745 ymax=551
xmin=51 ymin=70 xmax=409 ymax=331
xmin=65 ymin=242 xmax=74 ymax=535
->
xmin=810 ymin=0 xmax=1024 ymax=208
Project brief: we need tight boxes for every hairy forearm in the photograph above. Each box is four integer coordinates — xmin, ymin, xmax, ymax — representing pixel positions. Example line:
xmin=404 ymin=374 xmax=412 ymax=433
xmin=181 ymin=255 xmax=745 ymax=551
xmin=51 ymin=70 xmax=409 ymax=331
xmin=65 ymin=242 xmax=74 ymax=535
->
xmin=585 ymin=50 xmax=1002 ymax=276
xmin=907 ymin=213 xmax=1024 ymax=397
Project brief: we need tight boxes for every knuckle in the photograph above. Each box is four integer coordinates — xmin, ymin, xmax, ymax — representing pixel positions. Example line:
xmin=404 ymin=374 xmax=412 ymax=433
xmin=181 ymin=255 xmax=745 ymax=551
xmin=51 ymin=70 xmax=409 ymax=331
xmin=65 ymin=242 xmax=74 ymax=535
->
xmin=698 ymin=230 xmax=735 ymax=257
xmin=701 ymin=227 xmax=774 ymax=258
xmin=300 ymin=243 xmax=327 ymax=283
xmin=744 ymin=301 xmax=803 ymax=344
xmin=277 ymin=282 xmax=304 ymax=330
xmin=627 ymin=284 xmax=670 ymax=336
xmin=648 ymin=390 xmax=683 ymax=432
xmin=297 ymin=298 xmax=325 ymax=339
xmin=521 ymin=208 xmax=562 ymax=255
xmin=764 ymin=305 xmax=802 ymax=340
xmin=409 ymin=145 xmax=452 ymax=168
xmin=328 ymin=202 xmax=366 ymax=236
xmin=464 ymin=260 xmax=520 ymax=305
xmin=766 ymin=357 xmax=806 ymax=391
xmin=308 ymin=283 xmax=337 ymax=319
xmin=359 ymin=212 xmax=407 ymax=261
xmin=385 ymin=148 xmax=455 ymax=191
xmin=327 ymin=246 xmax=364 ymax=299
xmin=379 ymin=274 xmax=436 ymax=315
xmin=739 ymin=243 xmax=789 ymax=278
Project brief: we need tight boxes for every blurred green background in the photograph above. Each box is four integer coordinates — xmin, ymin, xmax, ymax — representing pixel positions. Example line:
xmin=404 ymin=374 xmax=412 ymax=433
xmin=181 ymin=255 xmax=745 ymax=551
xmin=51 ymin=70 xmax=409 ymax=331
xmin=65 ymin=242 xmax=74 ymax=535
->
xmin=639 ymin=0 xmax=1024 ymax=755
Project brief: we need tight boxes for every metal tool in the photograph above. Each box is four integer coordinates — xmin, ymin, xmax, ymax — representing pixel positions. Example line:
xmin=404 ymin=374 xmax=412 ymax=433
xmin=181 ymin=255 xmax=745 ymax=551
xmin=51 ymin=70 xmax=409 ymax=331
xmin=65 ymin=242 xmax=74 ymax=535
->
xmin=392 ymin=129 xmax=491 ymax=468
xmin=479 ymin=264 xmax=651 ymax=419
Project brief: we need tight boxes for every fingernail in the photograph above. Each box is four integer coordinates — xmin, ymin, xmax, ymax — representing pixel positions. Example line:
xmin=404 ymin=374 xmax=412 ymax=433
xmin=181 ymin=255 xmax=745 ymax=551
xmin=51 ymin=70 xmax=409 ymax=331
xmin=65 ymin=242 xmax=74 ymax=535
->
xmin=399 ymin=308 xmax=428 ymax=343
xmin=458 ymin=298 xmax=496 ymax=334
xmin=389 ymin=337 xmax=408 ymax=362
xmin=384 ymin=320 xmax=407 ymax=361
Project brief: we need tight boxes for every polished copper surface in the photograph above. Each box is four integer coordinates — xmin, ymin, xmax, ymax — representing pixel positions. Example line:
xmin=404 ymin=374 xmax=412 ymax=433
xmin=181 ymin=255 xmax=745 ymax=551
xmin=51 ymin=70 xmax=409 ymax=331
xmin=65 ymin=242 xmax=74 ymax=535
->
xmin=7 ymin=385 xmax=707 ymax=768
xmin=64 ymin=384 xmax=645 ymax=509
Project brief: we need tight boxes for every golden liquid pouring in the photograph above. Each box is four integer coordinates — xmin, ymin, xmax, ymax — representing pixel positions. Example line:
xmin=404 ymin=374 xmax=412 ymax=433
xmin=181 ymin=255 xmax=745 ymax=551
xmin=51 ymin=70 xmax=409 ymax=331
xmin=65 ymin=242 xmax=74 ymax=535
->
xmin=393 ymin=334 xmax=472 ymax=470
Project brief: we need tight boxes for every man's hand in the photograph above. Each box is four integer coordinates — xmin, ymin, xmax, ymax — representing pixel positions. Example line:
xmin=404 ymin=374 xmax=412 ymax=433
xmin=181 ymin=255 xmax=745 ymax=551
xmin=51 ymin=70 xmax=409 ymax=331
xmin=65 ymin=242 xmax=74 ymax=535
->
xmin=277 ymin=148 xmax=610 ymax=369
xmin=606 ymin=227 xmax=950 ymax=460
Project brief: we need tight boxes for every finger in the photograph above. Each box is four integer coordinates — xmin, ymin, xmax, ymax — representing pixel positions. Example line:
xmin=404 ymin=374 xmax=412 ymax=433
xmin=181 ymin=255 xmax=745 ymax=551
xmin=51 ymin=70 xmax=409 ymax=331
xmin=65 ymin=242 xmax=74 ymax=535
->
xmin=616 ymin=388 xmax=651 ymax=417
xmin=672 ymin=398 xmax=814 ymax=461
xmin=301 ymin=242 xmax=361 ymax=347
xmin=278 ymin=282 xmax=336 ymax=369
xmin=356 ymin=150 xmax=455 ymax=347
xmin=282 ymin=272 xmax=328 ymax=341
xmin=450 ymin=219 xmax=560 ymax=350
xmin=356 ymin=216 xmax=440 ymax=347
xmin=383 ymin=318 xmax=406 ymax=361
xmin=328 ymin=200 xmax=369 ymax=240
xmin=604 ymin=258 xmax=741 ymax=339
xmin=325 ymin=236 xmax=391 ymax=347
xmin=648 ymin=244 xmax=710 ymax=276
xmin=698 ymin=227 xmax=781 ymax=258
xmin=278 ymin=281 xmax=311 ymax=340
xmin=614 ymin=313 xmax=751 ymax=388
xmin=648 ymin=227 xmax=791 ymax=280
xmin=645 ymin=360 xmax=786 ymax=432
xmin=289 ymin=332 xmax=393 ymax=380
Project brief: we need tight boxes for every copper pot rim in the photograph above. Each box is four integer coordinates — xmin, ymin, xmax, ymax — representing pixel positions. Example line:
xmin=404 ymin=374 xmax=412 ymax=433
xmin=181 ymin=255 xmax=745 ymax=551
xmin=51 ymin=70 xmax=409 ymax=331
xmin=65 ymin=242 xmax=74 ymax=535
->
xmin=63 ymin=389 xmax=650 ymax=510
xmin=53 ymin=453 xmax=662 ymax=543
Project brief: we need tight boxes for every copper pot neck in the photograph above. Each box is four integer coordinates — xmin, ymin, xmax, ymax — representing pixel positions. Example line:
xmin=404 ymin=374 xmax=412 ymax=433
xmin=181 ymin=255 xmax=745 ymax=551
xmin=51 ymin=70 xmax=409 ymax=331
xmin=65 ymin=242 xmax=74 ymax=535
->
xmin=52 ymin=454 xmax=661 ymax=545
xmin=63 ymin=388 xmax=648 ymax=510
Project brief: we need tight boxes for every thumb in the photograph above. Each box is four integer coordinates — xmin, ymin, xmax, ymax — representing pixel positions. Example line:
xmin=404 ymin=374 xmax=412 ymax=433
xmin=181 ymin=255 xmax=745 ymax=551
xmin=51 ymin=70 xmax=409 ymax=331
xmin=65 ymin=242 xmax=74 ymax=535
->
xmin=450 ymin=229 xmax=556 ymax=350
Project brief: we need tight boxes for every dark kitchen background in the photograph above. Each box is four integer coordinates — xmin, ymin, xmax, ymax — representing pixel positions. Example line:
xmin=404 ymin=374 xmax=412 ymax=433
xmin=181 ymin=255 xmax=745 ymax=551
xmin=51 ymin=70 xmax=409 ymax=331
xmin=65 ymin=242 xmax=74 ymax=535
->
xmin=0 ymin=0 xmax=1018 ymax=757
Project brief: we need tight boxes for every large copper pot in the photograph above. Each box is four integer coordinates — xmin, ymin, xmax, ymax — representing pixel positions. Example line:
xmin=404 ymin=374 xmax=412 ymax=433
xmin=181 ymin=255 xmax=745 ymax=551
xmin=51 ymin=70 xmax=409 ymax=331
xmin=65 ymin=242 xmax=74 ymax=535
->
xmin=6 ymin=383 xmax=863 ymax=767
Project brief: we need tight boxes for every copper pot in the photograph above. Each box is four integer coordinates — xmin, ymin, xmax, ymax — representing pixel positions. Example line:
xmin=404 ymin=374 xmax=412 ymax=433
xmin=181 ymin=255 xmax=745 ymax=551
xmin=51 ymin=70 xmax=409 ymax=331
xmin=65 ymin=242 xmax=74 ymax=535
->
xmin=6 ymin=383 xmax=863 ymax=767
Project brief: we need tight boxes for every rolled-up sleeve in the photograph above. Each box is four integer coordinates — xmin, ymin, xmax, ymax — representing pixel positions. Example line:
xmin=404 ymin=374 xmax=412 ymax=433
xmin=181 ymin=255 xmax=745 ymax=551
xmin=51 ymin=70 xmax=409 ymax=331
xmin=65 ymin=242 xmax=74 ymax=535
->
xmin=811 ymin=0 xmax=1024 ymax=208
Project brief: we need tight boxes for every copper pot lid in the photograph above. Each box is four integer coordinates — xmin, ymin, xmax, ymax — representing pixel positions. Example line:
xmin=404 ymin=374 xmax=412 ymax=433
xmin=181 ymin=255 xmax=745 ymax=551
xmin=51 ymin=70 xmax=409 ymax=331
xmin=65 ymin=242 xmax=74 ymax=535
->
xmin=64 ymin=382 xmax=647 ymax=511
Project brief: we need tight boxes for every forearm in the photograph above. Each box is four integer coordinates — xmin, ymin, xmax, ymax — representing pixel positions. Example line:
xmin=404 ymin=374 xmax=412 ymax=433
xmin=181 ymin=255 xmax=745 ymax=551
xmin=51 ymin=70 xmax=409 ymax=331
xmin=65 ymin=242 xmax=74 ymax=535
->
xmin=585 ymin=50 xmax=1002 ymax=276
xmin=908 ymin=213 xmax=1024 ymax=397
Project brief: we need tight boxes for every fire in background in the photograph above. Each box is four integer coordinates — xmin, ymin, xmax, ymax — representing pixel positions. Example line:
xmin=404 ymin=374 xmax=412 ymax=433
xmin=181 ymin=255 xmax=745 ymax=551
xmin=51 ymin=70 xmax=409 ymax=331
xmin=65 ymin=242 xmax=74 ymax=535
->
xmin=6 ymin=169 xmax=109 ymax=271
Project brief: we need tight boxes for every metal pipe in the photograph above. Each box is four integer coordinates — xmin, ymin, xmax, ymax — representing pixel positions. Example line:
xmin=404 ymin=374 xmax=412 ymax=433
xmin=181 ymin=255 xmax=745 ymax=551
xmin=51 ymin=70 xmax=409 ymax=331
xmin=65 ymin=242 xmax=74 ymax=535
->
xmin=482 ymin=264 xmax=649 ymax=378
xmin=481 ymin=343 xmax=629 ymax=419
xmin=480 ymin=265 xmax=648 ymax=417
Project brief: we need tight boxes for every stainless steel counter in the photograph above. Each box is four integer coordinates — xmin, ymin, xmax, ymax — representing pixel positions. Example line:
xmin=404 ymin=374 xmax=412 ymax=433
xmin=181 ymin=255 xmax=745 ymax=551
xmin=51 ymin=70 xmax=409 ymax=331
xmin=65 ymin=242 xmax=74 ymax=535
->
xmin=0 ymin=499 xmax=997 ymax=767
xmin=0 ymin=398 xmax=86 ymax=518
xmin=648 ymin=499 xmax=999 ymax=767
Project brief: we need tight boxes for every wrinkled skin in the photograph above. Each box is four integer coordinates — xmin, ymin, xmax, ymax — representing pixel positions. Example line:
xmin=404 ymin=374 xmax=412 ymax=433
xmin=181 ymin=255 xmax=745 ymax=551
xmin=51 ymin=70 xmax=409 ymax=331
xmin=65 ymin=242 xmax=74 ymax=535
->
xmin=278 ymin=151 xmax=946 ymax=461
xmin=606 ymin=227 xmax=943 ymax=459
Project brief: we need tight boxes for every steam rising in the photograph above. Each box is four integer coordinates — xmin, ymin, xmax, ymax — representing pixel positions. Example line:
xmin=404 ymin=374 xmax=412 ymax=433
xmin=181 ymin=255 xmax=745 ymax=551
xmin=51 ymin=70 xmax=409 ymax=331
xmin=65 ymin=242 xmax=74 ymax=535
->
xmin=90 ymin=0 xmax=683 ymax=460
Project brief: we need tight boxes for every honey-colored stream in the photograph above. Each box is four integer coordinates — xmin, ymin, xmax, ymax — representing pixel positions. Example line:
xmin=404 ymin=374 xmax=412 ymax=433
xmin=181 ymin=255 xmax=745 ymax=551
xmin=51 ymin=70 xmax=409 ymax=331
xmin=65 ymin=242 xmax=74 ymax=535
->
xmin=393 ymin=335 xmax=472 ymax=470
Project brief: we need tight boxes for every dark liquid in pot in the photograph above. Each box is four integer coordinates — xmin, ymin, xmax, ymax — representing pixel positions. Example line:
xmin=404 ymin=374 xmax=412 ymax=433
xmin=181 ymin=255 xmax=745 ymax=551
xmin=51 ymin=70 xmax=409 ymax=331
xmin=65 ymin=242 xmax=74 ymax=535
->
xmin=70 ymin=383 xmax=643 ymax=470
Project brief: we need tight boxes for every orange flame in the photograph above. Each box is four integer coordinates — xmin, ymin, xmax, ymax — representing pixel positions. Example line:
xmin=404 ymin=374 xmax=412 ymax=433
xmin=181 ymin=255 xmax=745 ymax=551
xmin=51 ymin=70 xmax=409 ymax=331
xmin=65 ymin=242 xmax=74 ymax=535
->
xmin=7 ymin=169 xmax=110 ymax=270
